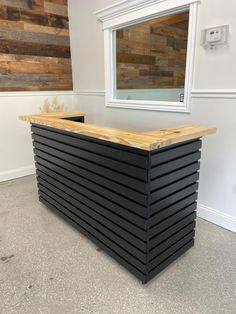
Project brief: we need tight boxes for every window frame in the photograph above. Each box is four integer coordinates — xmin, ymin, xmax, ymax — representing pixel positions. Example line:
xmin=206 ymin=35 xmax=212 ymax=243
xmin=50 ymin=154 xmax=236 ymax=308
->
xmin=95 ymin=0 xmax=200 ymax=113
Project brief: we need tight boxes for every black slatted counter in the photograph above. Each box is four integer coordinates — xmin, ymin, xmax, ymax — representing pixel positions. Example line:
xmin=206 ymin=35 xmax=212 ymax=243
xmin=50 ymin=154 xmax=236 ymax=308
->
xmin=30 ymin=117 xmax=202 ymax=284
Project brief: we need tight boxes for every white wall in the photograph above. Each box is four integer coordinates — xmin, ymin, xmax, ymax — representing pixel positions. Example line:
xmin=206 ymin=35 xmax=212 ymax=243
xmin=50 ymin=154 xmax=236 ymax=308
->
xmin=0 ymin=92 xmax=75 ymax=182
xmin=68 ymin=0 xmax=236 ymax=232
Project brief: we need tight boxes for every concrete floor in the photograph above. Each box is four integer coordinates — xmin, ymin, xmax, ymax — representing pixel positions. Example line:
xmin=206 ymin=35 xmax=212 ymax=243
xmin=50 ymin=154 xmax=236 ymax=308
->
xmin=0 ymin=175 xmax=235 ymax=314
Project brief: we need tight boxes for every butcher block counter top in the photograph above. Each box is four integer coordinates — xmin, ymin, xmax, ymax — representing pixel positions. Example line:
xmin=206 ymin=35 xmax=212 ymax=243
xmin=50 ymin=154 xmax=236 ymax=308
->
xmin=19 ymin=112 xmax=216 ymax=151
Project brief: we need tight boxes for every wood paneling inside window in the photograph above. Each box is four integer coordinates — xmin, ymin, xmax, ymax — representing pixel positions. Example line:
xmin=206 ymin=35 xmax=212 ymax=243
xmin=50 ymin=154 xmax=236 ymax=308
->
xmin=116 ymin=12 xmax=189 ymax=90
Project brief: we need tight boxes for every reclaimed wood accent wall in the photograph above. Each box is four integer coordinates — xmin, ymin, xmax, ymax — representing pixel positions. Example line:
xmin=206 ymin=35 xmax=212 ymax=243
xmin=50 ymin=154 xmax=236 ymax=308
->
xmin=116 ymin=12 xmax=189 ymax=90
xmin=0 ymin=0 xmax=72 ymax=91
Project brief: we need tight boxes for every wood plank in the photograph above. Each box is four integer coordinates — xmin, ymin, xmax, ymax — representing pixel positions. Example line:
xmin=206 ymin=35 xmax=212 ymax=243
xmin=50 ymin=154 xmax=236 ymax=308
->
xmin=0 ymin=73 xmax=72 ymax=85
xmin=0 ymin=74 xmax=73 ymax=91
xmin=49 ymin=12 xmax=68 ymax=28
xmin=0 ymin=19 xmax=24 ymax=29
xmin=0 ymin=0 xmax=44 ymax=11
xmin=19 ymin=113 xmax=216 ymax=151
xmin=147 ymin=12 xmax=189 ymax=26
xmin=0 ymin=5 xmax=69 ymax=28
xmin=0 ymin=5 xmax=46 ymax=23
xmin=31 ymin=112 xmax=85 ymax=119
xmin=0 ymin=29 xmax=69 ymax=46
xmin=0 ymin=5 xmax=9 ymax=19
xmin=24 ymin=22 xmax=69 ymax=36
xmin=0 ymin=53 xmax=71 ymax=64
xmin=0 ymin=60 xmax=72 ymax=74
xmin=44 ymin=1 xmax=68 ymax=16
xmin=0 ymin=40 xmax=71 ymax=58
xmin=145 ymin=125 xmax=217 ymax=148
xmin=46 ymin=0 xmax=67 ymax=5
xmin=117 ymin=53 xmax=155 ymax=65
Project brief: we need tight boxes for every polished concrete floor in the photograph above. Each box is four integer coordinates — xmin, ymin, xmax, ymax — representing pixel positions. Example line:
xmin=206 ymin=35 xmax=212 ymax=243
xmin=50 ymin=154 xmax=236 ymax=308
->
xmin=0 ymin=175 xmax=235 ymax=314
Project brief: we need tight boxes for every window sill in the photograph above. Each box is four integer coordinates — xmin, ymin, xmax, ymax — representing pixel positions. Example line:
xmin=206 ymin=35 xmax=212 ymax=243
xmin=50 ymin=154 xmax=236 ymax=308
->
xmin=106 ymin=99 xmax=191 ymax=113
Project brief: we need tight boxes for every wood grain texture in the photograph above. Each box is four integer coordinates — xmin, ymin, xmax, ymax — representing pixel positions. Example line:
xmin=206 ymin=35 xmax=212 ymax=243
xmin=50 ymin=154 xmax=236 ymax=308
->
xmin=24 ymin=22 xmax=69 ymax=36
xmin=0 ymin=60 xmax=71 ymax=74
xmin=0 ymin=53 xmax=71 ymax=63
xmin=44 ymin=1 xmax=67 ymax=16
xmin=0 ymin=40 xmax=71 ymax=58
xmin=0 ymin=0 xmax=44 ymax=11
xmin=116 ymin=11 xmax=189 ymax=89
xmin=0 ymin=29 xmax=70 ymax=45
xmin=0 ymin=0 xmax=72 ymax=91
xmin=19 ymin=112 xmax=217 ymax=151
xmin=46 ymin=0 xmax=67 ymax=6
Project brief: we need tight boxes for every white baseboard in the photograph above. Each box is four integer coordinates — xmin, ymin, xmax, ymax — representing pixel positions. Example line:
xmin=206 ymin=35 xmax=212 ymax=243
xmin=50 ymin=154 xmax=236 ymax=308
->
xmin=197 ymin=203 xmax=236 ymax=233
xmin=0 ymin=165 xmax=35 ymax=182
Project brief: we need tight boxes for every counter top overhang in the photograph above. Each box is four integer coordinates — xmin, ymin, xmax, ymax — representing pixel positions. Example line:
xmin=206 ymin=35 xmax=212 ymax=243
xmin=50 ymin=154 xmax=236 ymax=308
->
xmin=19 ymin=112 xmax=216 ymax=151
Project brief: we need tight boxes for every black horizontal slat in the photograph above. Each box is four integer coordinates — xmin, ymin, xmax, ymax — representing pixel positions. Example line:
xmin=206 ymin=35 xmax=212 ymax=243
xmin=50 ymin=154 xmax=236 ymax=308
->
xmin=35 ymin=155 xmax=147 ymax=206
xmin=151 ymin=151 xmax=201 ymax=179
xmin=150 ymin=207 xmax=196 ymax=238
xmin=33 ymin=151 xmax=147 ymax=212
xmin=150 ymin=183 xmax=198 ymax=215
xmin=39 ymin=191 xmax=147 ymax=273
xmin=36 ymin=166 xmax=147 ymax=240
xmin=39 ymin=196 xmax=146 ymax=282
xmin=150 ymin=162 xmax=200 ymax=191
xmin=33 ymin=148 xmax=147 ymax=194
xmin=151 ymin=172 xmax=199 ymax=204
xmin=150 ymin=218 xmax=196 ymax=250
xmin=151 ymin=140 xmax=202 ymax=166
xmin=33 ymin=136 xmax=147 ymax=181
xmin=36 ymin=168 xmax=148 ymax=227
xmin=147 ymin=240 xmax=194 ymax=282
xmin=148 ymin=233 xmax=194 ymax=271
xmin=149 ymin=224 xmax=195 ymax=259
xmin=150 ymin=193 xmax=198 ymax=227
xmin=38 ymin=183 xmax=146 ymax=254
xmin=31 ymin=125 xmax=148 ymax=168
xmin=38 ymin=186 xmax=147 ymax=263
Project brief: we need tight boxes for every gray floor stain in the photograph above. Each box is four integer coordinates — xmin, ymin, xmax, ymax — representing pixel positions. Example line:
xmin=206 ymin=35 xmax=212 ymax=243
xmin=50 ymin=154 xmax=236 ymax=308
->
xmin=0 ymin=254 xmax=15 ymax=262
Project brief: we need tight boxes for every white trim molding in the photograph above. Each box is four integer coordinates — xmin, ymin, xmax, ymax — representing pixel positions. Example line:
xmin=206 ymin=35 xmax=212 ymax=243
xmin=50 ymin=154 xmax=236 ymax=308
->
xmin=0 ymin=165 xmax=35 ymax=183
xmin=0 ymin=91 xmax=74 ymax=97
xmin=95 ymin=0 xmax=200 ymax=113
xmin=197 ymin=203 xmax=236 ymax=233
xmin=191 ymin=89 xmax=236 ymax=99
xmin=75 ymin=89 xmax=236 ymax=100
xmin=95 ymin=0 xmax=200 ymax=29
xmin=76 ymin=90 xmax=105 ymax=97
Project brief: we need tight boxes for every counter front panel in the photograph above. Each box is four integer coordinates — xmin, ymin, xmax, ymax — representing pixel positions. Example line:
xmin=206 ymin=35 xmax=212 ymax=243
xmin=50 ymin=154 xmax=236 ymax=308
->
xmin=30 ymin=119 xmax=201 ymax=283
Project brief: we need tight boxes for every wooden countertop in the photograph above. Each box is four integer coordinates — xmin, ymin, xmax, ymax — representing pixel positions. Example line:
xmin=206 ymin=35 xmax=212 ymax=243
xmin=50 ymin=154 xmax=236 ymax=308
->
xmin=19 ymin=112 xmax=216 ymax=151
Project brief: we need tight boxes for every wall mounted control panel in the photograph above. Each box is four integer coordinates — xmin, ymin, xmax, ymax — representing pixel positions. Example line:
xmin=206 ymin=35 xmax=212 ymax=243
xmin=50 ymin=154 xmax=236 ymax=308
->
xmin=201 ymin=25 xmax=229 ymax=48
